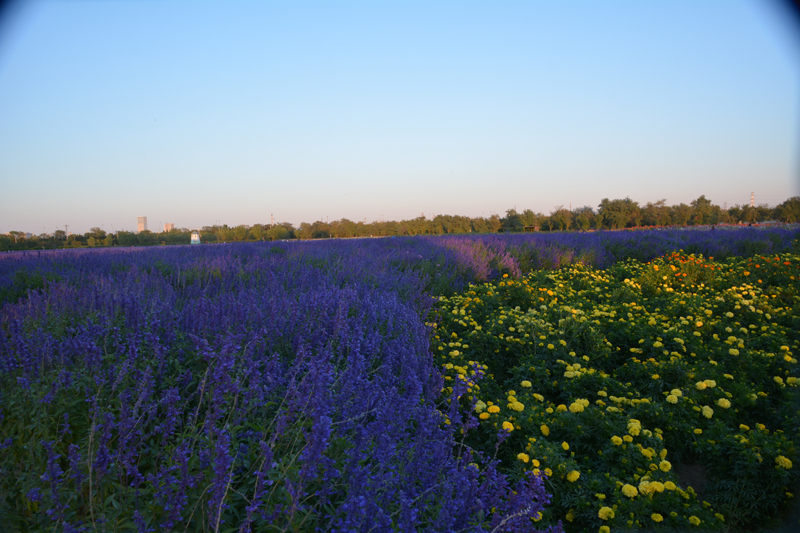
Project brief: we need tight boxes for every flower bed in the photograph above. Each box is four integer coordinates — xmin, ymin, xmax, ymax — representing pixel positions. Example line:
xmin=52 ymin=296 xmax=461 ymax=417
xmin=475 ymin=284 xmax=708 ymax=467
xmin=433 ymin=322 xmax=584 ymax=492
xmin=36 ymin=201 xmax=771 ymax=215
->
xmin=433 ymin=251 xmax=800 ymax=531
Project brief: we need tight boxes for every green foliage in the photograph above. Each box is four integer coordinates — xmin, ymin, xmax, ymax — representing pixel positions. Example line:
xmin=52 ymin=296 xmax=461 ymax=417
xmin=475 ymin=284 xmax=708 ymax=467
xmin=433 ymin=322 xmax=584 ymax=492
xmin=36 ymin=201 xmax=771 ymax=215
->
xmin=433 ymin=252 xmax=800 ymax=531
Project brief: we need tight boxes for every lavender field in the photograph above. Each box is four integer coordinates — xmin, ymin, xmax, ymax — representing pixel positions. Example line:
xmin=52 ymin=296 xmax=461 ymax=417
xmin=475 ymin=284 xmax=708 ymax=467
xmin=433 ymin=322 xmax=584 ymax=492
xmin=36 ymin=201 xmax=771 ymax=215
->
xmin=1 ymin=228 xmax=798 ymax=532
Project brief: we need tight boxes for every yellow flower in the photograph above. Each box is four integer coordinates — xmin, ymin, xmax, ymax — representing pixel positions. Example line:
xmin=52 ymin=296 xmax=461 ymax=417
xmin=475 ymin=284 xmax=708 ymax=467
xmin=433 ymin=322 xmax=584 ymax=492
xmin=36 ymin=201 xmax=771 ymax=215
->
xmin=479 ymin=412 xmax=490 ymax=420
xmin=702 ymin=406 xmax=714 ymax=419
xmin=739 ymin=424 xmax=750 ymax=431
xmin=509 ymin=401 xmax=525 ymax=412
xmin=694 ymin=428 xmax=703 ymax=435
xmin=652 ymin=374 xmax=660 ymax=379
xmin=502 ymin=421 xmax=514 ymax=432
xmin=689 ymin=516 xmax=701 ymax=526
xmin=717 ymin=398 xmax=731 ymax=409
xmin=729 ymin=348 xmax=740 ymax=356
xmin=517 ymin=453 xmax=530 ymax=463
xmin=567 ymin=470 xmax=580 ymax=482
xmin=540 ymin=424 xmax=550 ymax=436
xmin=776 ymin=455 xmax=793 ymax=469
xmin=622 ymin=484 xmax=638 ymax=498
xmin=652 ymin=513 xmax=664 ymax=523
xmin=562 ymin=441 xmax=569 ymax=451
xmin=666 ymin=394 xmax=678 ymax=404
xmin=556 ymin=404 xmax=567 ymax=412
xmin=599 ymin=526 xmax=611 ymax=533
xmin=544 ymin=467 xmax=552 ymax=476
xmin=521 ymin=380 xmax=532 ymax=388
xmin=566 ymin=509 xmax=575 ymax=522
xmin=653 ymin=341 xmax=663 ymax=348
xmin=547 ymin=344 xmax=554 ymax=350
xmin=659 ymin=460 xmax=672 ymax=472
xmin=726 ymin=312 xmax=734 ymax=317
xmin=696 ymin=381 xmax=707 ymax=390
xmin=715 ymin=513 xmax=725 ymax=522
xmin=665 ymin=481 xmax=676 ymax=490
xmin=474 ymin=400 xmax=487 ymax=413
xmin=569 ymin=401 xmax=584 ymax=413
xmin=671 ymin=388 xmax=683 ymax=397
xmin=611 ymin=436 xmax=623 ymax=445
xmin=598 ymin=506 xmax=615 ymax=520
xmin=488 ymin=405 xmax=500 ymax=414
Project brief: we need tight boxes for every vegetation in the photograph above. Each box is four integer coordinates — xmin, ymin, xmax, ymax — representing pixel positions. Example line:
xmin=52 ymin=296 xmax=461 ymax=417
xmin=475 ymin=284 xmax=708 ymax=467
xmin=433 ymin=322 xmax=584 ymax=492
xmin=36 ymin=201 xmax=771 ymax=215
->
xmin=3 ymin=196 xmax=799 ymax=252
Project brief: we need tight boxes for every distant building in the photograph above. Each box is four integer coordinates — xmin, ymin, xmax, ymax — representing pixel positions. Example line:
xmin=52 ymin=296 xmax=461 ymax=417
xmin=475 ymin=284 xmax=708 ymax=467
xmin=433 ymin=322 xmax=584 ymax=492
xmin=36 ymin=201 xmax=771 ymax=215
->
xmin=137 ymin=217 xmax=148 ymax=233
xmin=164 ymin=223 xmax=175 ymax=232
xmin=191 ymin=230 xmax=201 ymax=244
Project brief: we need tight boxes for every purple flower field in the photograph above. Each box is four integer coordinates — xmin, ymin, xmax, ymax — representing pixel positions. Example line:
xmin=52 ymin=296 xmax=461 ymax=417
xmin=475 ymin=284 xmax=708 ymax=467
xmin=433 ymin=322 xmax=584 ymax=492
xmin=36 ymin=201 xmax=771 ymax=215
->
xmin=1 ymin=228 xmax=798 ymax=532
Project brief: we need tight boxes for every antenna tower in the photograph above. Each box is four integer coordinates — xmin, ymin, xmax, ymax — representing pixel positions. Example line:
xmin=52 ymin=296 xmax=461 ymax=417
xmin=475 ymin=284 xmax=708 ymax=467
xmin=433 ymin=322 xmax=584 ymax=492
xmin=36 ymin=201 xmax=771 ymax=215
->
xmin=750 ymin=192 xmax=755 ymax=208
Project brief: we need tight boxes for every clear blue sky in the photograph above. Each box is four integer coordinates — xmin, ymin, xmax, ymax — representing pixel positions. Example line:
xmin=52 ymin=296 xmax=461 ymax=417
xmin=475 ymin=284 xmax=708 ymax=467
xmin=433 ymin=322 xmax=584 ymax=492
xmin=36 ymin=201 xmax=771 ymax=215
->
xmin=1 ymin=0 xmax=798 ymax=234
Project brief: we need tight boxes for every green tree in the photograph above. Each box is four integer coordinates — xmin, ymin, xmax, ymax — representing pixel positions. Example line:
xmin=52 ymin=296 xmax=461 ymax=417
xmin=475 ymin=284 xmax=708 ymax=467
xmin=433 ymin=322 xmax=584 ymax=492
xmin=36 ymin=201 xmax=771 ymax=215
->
xmin=776 ymin=197 xmax=800 ymax=223
xmin=690 ymin=195 xmax=713 ymax=225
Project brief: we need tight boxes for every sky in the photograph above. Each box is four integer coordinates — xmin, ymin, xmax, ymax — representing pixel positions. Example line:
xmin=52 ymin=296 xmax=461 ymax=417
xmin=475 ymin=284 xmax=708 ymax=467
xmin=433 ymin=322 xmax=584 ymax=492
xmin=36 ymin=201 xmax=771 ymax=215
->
xmin=0 ymin=0 xmax=798 ymax=235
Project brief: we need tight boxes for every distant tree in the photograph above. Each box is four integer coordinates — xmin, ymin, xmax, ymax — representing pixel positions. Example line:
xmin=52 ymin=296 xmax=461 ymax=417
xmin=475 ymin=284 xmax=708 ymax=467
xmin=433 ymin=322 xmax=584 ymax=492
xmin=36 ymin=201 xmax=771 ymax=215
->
xmin=233 ymin=225 xmax=249 ymax=241
xmin=573 ymin=206 xmax=595 ymax=230
xmin=670 ymin=203 xmax=692 ymax=226
xmin=690 ymin=195 xmax=713 ymax=225
xmin=642 ymin=200 xmax=668 ymax=226
xmin=776 ymin=196 xmax=800 ymax=223
xmin=501 ymin=209 xmax=524 ymax=232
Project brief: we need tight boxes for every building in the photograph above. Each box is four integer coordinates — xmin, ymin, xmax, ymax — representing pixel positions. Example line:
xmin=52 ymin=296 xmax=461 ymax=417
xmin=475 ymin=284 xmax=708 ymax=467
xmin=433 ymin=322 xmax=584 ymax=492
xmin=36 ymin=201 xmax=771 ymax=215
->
xmin=164 ymin=223 xmax=175 ymax=232
xmin=191 ymin=230 xmax=201 ymax=244
xmin=137 ymin=217 xmax=148 ymax=233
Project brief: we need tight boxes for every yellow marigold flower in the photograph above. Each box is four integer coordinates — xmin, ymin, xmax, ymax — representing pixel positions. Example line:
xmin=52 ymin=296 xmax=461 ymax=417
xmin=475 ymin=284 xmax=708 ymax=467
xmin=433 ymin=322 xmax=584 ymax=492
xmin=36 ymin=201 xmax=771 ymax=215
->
xmin=717 ymin=398 xmax=731 ymax=409
xmin=666 ymin=394 xmax=678 ymax=404
xmin=510 ymin=401 xmax=525 ymax=412
xmin=566 ymin=509 xmax=575 ymax=522
xmin=694 ymin=428 xmax=703 ymax=434
xmin=556 ymin=404 xmax=567 ymax=412
xmin=521 ymin=380 xmax=532 ymax=388
xmin=652 ymin=513 xmax=664 ymax=522
xmin=739 ymin=424 xmax=750 ymax=431
xmin=665 ymin=481 xmax=676 ymax=490
xmin=659 ymin=460 xmax=672 ymax=472
xmin=532 ymin=459 xmax=540 ymax=467
xmin=623 ymin=435 xmax=633 ymax=443
xmin=544 ymin=467 xmax=552 ymax=476
xmin=788 ymin=377 xmax=798 ymax=386
xmin=729 ymin=348 xmax=740 ymax=356
xmin=547 ymin=344 xmax=555 ymax=350
xmin=776 ymin=455 xmax=793 ymax=469
xmin=595 ymin=493 xmax=606 ymax=500
xmin=702 ymin=406 xmax=714 ymax=419
xmin=775 ymin=376 xmax=785 ymax=385
xmin=488 ymin=405 xmax=501 ymax=414
xmin=517 ymin=453 xmax=530 ymax=463
xmin=689 ymin=516 xmax=701 ymax=526
xmin=611 ymin=436 xmax=623 ymax=445
xmin=652 ymin=374 xmax=660 ymax=379
xmin=567 ymin=470 xmax=580 ymax=482
xmin=502 ymin=421 xmax=514 ymax=432
xmin=474 ymin=400 xmax=487 ymax=413
xmin=651 ymin=481 xmax=665 ymax=492
xmin=696 ymin=381 xmax=707 ymax=390
xmin=599 ymin=526 xmax=611 ymax=533
xmin=715 ymin=513 xmax=725 ymax=521
xmin=696 ymin=321 xmax=703 ymax=327
xmin=621 ymin=484 xmax=638 ymax=498
xmin=562 ymin=441 xmax=569 ymax=451
xmin=479 ymin=412 xmax=490 ymax=420
xmin=533 ymin=393 xmax=544 ymax=401
xmin=704 ymin=380 xmax=716 ymax=388
xmin=598 ymin=506 xmax=615 ymax=520
xmin=569 ymin=401 xmax=584 ymax=413
xmin=653 ymin=341 xmax=663 ymax=348
xmin=540 ymin=424 xmax=550 ymax=436
xmin=671 ymin=388 xmax=682 ymax=397
xmin=726 ymin=312 xmax=734 ymax=318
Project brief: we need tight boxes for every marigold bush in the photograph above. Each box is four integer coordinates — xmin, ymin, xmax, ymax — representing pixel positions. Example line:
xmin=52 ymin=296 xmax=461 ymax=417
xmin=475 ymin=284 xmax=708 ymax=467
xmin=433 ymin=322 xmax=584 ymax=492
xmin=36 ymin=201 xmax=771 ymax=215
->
xmin=433 ymin=251 xmax=800 ymax=531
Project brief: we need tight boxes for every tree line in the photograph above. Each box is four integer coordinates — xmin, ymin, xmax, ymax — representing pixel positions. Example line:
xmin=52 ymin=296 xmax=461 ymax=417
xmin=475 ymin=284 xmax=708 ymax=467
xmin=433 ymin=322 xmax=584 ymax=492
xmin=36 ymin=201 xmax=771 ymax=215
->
xmin=2 ymin=195 xmax=799 ymax=251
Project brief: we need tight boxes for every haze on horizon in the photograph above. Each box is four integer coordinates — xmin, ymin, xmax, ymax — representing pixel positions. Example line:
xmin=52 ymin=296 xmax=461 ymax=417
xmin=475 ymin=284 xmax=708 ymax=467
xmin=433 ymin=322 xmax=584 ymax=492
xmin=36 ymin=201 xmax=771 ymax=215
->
xmin=1 ymin=0 xmax=798 ymax=235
